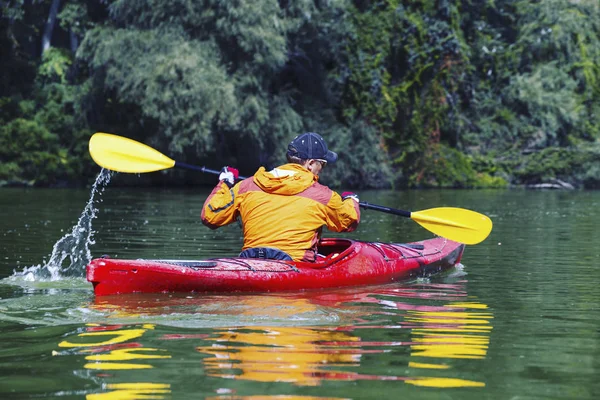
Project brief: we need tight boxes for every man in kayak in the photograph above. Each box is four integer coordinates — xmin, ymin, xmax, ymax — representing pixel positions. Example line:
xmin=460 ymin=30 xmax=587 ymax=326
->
xmin=201 ymin=132 xmax=360 ymax=262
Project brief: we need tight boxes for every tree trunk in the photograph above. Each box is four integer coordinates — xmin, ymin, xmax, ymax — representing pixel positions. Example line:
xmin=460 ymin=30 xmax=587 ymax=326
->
xmin=70 ymin=30 xmax=78 ymax=53
xmin=41 ymin=0 xmax=61 ymax=55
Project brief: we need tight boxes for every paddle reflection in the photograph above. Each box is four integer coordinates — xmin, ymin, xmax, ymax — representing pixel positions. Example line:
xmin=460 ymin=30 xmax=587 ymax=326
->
xmin=339 ymin=283 xmax=493 ymax=387
xmin=403 ymin=300 xmax=492 ymax=387
xmin=55 ymin=323 xmax=172 ymax=399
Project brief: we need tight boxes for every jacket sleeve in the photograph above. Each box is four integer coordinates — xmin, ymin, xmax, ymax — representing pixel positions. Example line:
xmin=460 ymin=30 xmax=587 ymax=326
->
xmin=201 ymin=182 xmax=240 ymax=229
xmin=324 ymin=191 xmax=361 ymax=232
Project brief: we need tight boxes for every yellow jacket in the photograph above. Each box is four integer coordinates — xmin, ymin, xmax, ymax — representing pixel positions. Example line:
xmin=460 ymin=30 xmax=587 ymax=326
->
xmin=201 ymin=163 xmax=360 ymax=261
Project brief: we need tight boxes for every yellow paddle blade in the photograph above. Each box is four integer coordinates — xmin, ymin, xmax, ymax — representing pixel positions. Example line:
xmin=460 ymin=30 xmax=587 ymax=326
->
xmin=89 ymin=133 xmax=176 ymax=173
xmin=411 ymin=207 xmax=493 ymax=245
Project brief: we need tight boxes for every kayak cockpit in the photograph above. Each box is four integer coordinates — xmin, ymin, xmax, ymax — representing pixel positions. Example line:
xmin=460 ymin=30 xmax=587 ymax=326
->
xmin=291 ymin=238 xmax=356 ymax=269
xmin=318 ymin=238 xmax=355 ymax=257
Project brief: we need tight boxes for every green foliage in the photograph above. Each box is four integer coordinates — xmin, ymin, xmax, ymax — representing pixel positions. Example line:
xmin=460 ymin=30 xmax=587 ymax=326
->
xmin=38 ymin=48 xmax=72 ymax=84
xmin=79 ymin=28 xmax=239 ymax=153
xmin=578 ymin=151 xmax=600 ymax=189
xmin=0 ymin=81 xmax=91 ymax=186
xmin=409 ymin=144 xmax=507 ymax=188
xmin=514 ymin=148 xmax=577 ymax=183
xmin=507 ymin=63 xmax=580 ymax=149
xmin=77 ymin=0 xmax=311 ymax=167
xmin=0 ymin=42 xmax=94 ymax=185
xmin=511 ymin=0 xmax=600 ymax=145
xmin=511 ymin=146 xmax=600 ymax=189
xmin=0 ymin=118 xmax=60 ymax=184
xmin=2 ymin=0 xmax=600 ymax=188
xmin=337 ymin=1 xmax=475 ymax=187
xmin=58 ymin=2 xmax=94 ymax=36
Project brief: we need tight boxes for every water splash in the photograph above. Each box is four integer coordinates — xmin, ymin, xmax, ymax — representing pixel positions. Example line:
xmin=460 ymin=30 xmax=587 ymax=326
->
xmin=13 ymin=169 xmax=112 ymax=281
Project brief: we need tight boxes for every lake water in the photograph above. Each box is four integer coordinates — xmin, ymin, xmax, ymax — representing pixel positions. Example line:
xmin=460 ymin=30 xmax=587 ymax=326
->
xmin=1 ymin=171 xmax=599 ymax=399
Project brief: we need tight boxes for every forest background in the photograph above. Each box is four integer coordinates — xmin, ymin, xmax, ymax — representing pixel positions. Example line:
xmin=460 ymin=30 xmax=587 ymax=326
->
xmin=2 ymin=0 xmax=600 ymax=190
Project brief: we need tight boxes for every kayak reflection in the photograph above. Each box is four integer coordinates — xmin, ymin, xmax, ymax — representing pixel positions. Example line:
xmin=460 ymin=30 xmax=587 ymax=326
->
xmin=89 ymin=293 xmax=343 ymax=324
xmin=84 ymin=279 xmax=493 ymax=390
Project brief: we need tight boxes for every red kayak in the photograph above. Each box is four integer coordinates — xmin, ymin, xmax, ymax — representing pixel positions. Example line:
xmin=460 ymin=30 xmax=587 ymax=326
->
xmin=87 ymin=237 xmax=465 ymax=296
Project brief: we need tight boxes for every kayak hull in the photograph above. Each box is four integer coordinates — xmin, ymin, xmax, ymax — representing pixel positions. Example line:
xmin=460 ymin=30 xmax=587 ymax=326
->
xmin=87 ymin=237 xmax=465 ymax=296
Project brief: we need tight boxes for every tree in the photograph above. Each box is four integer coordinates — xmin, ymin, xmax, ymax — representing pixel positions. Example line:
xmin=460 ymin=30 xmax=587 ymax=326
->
xmin=41 ymin=0 xmax=61 ymax=54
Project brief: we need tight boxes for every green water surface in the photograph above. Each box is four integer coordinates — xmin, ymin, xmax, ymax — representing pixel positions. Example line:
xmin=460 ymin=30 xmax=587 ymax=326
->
xmin=0 ymin=180 xmax=599 ymax=399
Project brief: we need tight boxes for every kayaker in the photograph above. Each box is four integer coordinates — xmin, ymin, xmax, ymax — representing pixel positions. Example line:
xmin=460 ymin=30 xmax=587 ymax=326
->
xmin=201 ymin=132 xmax=360 ymax=262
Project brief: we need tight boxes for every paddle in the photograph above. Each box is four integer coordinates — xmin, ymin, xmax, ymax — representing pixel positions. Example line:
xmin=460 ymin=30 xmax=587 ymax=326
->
xmin=89 ymin=132 xmax=492 ymax=244
xmin=357 ymin=203 xmax=492 ymax=245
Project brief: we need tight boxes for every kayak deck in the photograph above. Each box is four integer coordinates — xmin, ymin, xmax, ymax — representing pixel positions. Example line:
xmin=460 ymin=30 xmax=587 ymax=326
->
xmin=87 ymin=237 xmax=465 ymax=296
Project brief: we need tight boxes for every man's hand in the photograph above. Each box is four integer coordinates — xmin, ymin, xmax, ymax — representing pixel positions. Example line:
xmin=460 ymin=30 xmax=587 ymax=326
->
xmin=341 ymin=191 xmax=359 ymax=203
xmin=219 ymin=166 xmax=239 ymax=187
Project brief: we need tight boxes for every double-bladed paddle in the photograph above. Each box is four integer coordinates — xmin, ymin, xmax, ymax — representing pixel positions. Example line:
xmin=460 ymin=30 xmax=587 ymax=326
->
xmin=89 ymin=132 xmax=492 ymax=244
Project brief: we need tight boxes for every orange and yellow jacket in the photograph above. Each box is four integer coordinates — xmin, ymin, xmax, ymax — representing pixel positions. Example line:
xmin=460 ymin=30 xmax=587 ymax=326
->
xmin=201 ymin=163 xmax=360 ymax=262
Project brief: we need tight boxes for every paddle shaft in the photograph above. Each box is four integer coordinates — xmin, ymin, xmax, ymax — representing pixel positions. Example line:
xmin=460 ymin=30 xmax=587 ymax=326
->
xmin=175 ymin=162 xmax=249 ymax=180
xmin=358 ymin=202 xmax=411 ymax=218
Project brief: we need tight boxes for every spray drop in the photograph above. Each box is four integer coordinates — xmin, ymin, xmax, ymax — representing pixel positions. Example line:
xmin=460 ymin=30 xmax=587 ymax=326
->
xmin=15 ymin=169 xmax=112 ymax=281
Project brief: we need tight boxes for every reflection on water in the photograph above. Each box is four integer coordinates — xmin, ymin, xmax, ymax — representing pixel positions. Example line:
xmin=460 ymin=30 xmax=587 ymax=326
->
xmin=206 ymin=396 xmax=348 ymax=400
xmin=51 ymin=280 xmax=493 ymax=398
xmin=359 ymin=284 xmax=493 ymax=387
xmin=405 ymin=301 xmax=492 ymax=387
xmin=192 ymin=281 xmax=492 ymax=389
xmin=86 ymin=383 xmax=171 ymax=400
xmin=88 ymin=293 xmax=341 ymax=327
xmin=55 ymin=323 xmax=173 ymax=399
xmin=197 ymin=327 xmax=363 ymax=386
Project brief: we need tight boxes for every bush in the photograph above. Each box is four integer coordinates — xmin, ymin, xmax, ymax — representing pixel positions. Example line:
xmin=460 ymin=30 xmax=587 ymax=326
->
xmin=410 ymin=144 xmax=508 ymax=188
xmin=0 ymin=118 xmax=63 ymax=185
